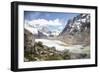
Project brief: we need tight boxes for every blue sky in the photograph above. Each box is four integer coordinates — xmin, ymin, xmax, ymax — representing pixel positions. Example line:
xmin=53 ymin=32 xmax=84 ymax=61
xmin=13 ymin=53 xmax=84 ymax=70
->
xmin=24 ymin=11 xmax=80 ymax=33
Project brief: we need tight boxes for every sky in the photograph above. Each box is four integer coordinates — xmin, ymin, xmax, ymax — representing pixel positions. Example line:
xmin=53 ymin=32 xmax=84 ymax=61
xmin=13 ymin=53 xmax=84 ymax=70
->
xmin=24 ymin=11 xmax=80 ymax=33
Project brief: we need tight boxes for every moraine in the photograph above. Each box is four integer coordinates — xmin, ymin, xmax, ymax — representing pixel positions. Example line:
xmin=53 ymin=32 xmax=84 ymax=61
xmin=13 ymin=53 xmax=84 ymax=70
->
xmin=35 ymin=39 xmax=84 ymax=53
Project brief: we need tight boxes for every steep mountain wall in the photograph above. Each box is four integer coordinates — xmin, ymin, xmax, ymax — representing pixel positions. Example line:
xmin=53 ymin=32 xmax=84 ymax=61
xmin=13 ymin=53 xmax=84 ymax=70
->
xmin=59 ymin=14 xmax=90 ymax=45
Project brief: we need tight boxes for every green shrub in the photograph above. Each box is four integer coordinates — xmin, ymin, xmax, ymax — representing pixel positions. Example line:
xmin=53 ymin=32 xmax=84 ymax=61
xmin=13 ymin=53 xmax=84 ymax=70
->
xmin=62 ymin=51 xmax=71 ymax=59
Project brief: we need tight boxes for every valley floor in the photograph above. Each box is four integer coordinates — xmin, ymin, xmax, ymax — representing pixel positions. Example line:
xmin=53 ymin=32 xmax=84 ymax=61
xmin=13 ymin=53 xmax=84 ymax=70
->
xmin=35 ymin=39 xmax=90 ymax=57
xmin=24 ymin=38 xmax=90 ymax=62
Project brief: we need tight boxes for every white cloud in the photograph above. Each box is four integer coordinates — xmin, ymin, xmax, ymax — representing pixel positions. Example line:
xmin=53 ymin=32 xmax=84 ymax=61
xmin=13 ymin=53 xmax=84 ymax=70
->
xmin=49 ymin=19 xmax=62 ymax=26
xmin=25 ymin=18 xmax=62 ymax=27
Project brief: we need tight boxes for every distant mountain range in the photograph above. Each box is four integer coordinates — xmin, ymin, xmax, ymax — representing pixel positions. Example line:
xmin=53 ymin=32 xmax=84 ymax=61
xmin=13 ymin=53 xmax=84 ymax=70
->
xmin=24 ymin=13 xmax=90 ymax=45
xmin=25 ymin=22 xmax=60 ymax=38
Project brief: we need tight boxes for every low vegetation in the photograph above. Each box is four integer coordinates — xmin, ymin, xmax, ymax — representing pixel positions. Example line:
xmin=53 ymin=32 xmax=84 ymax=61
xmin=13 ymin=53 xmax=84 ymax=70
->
xmin=24 ymin=41 xmax=71 ymax=61
xmin=24 ymin=41 xmax=90 ymax=62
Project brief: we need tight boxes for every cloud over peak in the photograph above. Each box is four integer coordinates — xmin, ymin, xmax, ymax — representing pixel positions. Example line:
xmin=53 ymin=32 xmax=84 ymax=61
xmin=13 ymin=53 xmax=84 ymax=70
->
xmin=25 ymin=18 xmax=62 ymax=27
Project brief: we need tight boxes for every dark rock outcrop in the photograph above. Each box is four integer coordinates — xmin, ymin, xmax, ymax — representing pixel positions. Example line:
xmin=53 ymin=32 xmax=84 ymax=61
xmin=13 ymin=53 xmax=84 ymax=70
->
xmin=24 ymin=29 xmax=35 ymax=53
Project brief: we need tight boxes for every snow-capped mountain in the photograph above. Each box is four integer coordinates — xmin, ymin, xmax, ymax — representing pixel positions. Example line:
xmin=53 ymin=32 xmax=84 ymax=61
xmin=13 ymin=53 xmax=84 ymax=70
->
xmin=60 ymin=14 xmax=90 ymax=35
xmin=24 ymin=22 xmax=59 ymax=38
xmin=24 ymin=23 xmax=48 ymax=39
xmin=59 ymin=14 xmax=90 ymax=45
xmin=24 ymin=22 xmax=38 ymax=34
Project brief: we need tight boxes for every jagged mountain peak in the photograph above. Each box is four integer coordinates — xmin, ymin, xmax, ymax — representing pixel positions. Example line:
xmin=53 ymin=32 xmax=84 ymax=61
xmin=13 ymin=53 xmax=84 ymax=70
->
xmin=60 ymin=13 xmax=90 ymax=35
xmin=58 ymin=13 xmax=90 ymax=45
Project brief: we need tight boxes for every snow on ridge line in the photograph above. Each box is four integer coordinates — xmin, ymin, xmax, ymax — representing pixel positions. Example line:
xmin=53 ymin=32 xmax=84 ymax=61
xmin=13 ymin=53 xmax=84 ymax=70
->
xmin=25 ymin=23 xmax=38 ymax=34
xmin=25 ymin=23 xmax=59 ymax=36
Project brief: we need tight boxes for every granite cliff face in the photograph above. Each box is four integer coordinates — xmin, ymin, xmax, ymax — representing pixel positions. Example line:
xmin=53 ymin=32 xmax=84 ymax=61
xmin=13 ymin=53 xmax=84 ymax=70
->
xmin=59 ymin=14 xmax=90 ymax=45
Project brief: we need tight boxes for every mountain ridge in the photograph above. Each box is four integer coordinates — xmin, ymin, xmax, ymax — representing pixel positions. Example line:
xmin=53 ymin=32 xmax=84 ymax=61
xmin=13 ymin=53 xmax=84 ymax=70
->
xmin=58 ymin=13 xmax=90 ymax=45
